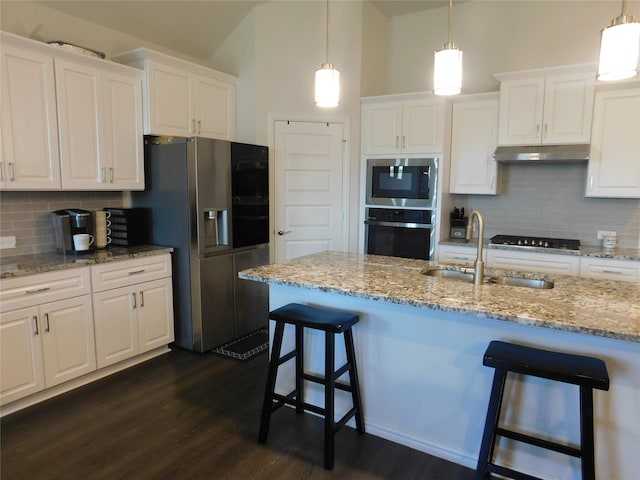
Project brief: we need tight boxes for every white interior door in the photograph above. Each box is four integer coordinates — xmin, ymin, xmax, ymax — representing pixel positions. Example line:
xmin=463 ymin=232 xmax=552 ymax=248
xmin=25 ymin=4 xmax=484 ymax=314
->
xmin=274 ymin=120 xmax=346 ymax=261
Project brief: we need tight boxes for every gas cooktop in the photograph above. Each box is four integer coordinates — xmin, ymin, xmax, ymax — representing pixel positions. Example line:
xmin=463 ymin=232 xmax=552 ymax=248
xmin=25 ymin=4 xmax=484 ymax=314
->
xmin=490 ymin=235 xmax=581 ymax=251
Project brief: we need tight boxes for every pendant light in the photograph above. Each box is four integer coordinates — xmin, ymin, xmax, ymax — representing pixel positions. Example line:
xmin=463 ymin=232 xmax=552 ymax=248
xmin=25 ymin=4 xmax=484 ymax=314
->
xmin=597 ymin=0 xmax=640 ymax=81
xmin=434 ymin=0 xmax=462 ymax=96
xmin=315 ymin=0 xmax=340 ymax=107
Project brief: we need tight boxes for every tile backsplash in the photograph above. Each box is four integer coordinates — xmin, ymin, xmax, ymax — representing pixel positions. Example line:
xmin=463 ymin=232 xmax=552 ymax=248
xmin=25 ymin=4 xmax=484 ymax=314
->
xmin=451 ymin=163 xmax=640 ymax=248
xmin=0 ymin=191 xmax=125 ymax=256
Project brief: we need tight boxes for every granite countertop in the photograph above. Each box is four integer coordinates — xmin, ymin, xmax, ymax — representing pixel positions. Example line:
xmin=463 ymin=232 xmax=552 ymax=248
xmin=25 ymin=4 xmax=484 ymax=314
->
xmin=439 ymin=239 xmax=640 ymax=261
xmin=239 ymin=251 xmax=640 ymax=343
xmin=0 ymin=245 xmax=173 ymax=279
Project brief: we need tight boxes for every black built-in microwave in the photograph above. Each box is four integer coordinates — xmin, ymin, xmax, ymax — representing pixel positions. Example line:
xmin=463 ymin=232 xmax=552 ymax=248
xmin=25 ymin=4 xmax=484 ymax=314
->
xmin=365 ymin=157 xmax=438 ymax=207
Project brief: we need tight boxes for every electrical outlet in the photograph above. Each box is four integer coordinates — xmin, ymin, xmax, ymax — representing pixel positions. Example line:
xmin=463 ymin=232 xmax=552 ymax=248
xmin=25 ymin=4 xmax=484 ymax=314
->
xmin=0 ymin=236 xmax=16 ymax=249
xmin=597 ymin=230 xmax=616 ymax=240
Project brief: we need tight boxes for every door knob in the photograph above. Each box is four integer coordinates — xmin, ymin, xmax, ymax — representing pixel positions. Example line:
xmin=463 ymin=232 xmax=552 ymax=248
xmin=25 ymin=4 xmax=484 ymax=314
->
xmin=277 ymin=230 xmax=291 ymax=236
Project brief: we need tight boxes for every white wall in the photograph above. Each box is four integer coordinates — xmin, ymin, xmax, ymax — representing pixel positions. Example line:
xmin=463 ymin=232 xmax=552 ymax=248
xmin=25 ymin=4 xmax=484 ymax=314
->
xmin=387 ymin=0 xmax=640 ymax=95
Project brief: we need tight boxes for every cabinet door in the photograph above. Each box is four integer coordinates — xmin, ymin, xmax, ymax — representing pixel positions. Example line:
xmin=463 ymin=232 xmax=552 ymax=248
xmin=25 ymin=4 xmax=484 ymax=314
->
xmin=195 ymin=75 xmax=236 ymax=140
xmin=102 ymin=70 xmax=145 ymax=190
xmin=450 ymin=98 xmax=499 ymax=194
xmin=146 ymin=61 xmax=193 ymax=136
xmin=40 ymin=295 xmax=96 ymax=388
xmin=402 ymin=99 xmax=442 ymax=153
xmin=55 ymin=59 xmax=103 ymax=189
xmin=586 ymin=88 xmax=640 ymax=198
xmin=362 ymin=102 xmax=402 ymax=154
xmin=92 ymin=286 xmax=138 ymax=368
xmin=497 ymin=77 xmax=545 ymax=146
xmin=137 ymin=278 xmax=174 ymax=353
xmin=0 ymin=307 xmax=44 ymax=405
xmin=0 ymin=45 xmax=61 ymax=190
xmin=542 ymin=72 xmax=594 ymax=144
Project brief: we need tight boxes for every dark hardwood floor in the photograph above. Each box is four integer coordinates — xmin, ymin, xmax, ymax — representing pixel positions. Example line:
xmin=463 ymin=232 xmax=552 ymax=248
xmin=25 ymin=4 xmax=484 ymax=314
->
xmin=1 ymin=348 xmax=475 ymax=479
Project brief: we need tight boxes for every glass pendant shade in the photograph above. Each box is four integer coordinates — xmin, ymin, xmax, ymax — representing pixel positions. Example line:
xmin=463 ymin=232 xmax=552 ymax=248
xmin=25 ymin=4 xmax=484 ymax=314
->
xmin=315 ymin=63 xmax=340 ymax=107
xmin=598 ymin=18 xmax=640 ymax=81
xmin=434 ymin=45 xmax=463 ymax=96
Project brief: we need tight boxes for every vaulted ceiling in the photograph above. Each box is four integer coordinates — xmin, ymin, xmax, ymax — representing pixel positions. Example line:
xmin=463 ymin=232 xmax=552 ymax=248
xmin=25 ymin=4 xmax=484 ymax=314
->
xmin=34 ymin=0 xmax=449 ymax=60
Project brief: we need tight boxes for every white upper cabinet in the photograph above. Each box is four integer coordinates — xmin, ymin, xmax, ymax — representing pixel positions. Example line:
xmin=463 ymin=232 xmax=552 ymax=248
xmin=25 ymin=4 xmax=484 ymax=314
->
xmin=0 ymin=31 xmax=144 ymax=191
xmin=55 ymin=58 xmax=144 ymax=190
xmin=449 ymin=93 xmax=499 ymax=195
xmin=362 ymin=95 xmax=444 ymax=154
xmin=586 ymin=86 xmax=640 ymax=198
xmin=113 ymin=48 xmax=237 ymax=141
xmin=496 ymin=66 xmax=595 ymax=146
xmin=0 ymin=43 xmax=61 ymax=190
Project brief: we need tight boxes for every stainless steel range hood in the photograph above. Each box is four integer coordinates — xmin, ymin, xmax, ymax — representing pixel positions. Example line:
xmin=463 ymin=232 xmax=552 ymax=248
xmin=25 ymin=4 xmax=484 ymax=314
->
xmin=493 ymin=144 xmax=590 ymax=163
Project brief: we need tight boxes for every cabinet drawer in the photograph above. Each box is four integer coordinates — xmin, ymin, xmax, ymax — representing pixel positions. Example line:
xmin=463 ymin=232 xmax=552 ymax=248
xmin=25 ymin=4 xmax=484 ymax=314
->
xmin=91 ymin=254 xmax=172 ymax=292
xmin=0 ymin=267 xmax=91 ymax=313
xmin=580 ymin=258 xmax=640 ymax=282
xmin=437 ymin=245 xmax=484 ymax=266
xmin=487 ymin=250 xmax=580 ymax=275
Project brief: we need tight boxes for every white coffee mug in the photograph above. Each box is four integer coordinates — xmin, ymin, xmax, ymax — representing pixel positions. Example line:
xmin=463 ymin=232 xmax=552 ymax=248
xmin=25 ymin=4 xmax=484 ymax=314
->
xmin=73 ymin=233 xmax=94 ymax=251
xmin=602 ymin=235 xmax=620 ymax=249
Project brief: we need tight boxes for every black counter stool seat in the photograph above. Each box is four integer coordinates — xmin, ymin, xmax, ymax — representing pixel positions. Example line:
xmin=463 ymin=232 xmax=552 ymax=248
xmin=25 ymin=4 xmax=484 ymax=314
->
xmin=258 ymin=303 xmax=365 ymax=470
xmin=476 ymin=341 xmax=609 ymax=480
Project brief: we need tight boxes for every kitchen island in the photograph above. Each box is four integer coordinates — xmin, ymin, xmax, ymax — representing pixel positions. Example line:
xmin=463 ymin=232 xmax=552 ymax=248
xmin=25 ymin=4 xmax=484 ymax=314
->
xmin=240 ymin=251 xmax=639 ymax=479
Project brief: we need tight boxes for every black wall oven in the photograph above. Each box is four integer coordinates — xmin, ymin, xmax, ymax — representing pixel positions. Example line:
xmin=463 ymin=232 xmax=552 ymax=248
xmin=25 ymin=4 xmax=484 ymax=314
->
xmin=365 ymin=208 xmax=434 ymax=260
xmin=366 ymin=157 xmax=438 ymax=208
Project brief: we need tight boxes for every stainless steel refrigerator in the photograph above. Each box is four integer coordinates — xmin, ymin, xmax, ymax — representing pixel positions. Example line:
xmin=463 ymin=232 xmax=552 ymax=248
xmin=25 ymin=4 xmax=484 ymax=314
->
xmin=132 ymin=136 xmax=270 ymax=352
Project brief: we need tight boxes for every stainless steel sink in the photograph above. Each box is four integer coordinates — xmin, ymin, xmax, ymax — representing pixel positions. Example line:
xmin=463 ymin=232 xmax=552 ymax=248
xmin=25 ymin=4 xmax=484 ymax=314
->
xmin=422 ymin=267 xmax=554 ymax=289
xmin=487 ymin=276 xmax=554 ymax=289
xmin=422 ymin=268 xmax=474 ymax=282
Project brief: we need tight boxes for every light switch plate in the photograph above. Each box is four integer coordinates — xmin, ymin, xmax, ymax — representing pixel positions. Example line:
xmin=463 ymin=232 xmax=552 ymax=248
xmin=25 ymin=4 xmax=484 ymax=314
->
xmin=597 ymin=230 xmax=616 ymax=240
xmin=0 ymin=236 xmax=16 ymax=249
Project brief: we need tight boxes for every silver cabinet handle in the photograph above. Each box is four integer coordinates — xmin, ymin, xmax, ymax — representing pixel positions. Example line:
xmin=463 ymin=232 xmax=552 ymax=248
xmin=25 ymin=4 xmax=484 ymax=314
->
xmin=197 ymin=120 xmax=201 ymax=134
xmin=101 ymin=167 xmax=106 ymax=183
xmin=535 ymin=124 xmax=540 ymax=137
xmin=544 ymin=124 xmax=548 ymax=138
xmin=277 ymin=230 xmax=291 ymax=236
xmin=26 ymin=287 xmax=50 ymax=294
xmin=109 ymin=167 xmax=114 ymax=183
xmin=8 ymin=162 xmax=15 ymax=182
xmin=140 ymin=291 xmax=144 ymax=307
xmin=395 ymin=136 xmax=399 ymax=149
xmin=402 ymin=135 xmax=406 ymax=149
xmin=44 ymin=313 xmax=50 ymax=332
xmin=601 ymin=270 xmax=622 ymax=275
xmin=128 ymin=269 xmax=146 ymax=275
xmin=192 ymin=119 xmax=196 ymax=133
xmin=131 ymin=292 xmax=137 ymax=309
xmin=33 ymin=315 xmax=39 ymax=335
xmin=0 ymin=162 xmax=3 ymax=182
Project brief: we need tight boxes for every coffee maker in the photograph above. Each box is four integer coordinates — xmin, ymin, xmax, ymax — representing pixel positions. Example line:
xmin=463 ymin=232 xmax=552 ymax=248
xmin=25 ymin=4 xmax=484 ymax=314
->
xmin=52 ymin=209 xmax=94 ymax=254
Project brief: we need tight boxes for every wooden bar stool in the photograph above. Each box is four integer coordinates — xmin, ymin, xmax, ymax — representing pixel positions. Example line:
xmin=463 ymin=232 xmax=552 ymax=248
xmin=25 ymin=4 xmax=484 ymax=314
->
xmin=257 ymin=303 xmax=365 ymax=470
xmin=476 ymin=340 xmax=610 ymax=480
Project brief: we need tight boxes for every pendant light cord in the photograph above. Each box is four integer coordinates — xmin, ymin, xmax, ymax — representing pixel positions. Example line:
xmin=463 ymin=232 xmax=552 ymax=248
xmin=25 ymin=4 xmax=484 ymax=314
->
xmin=448 ymin=0 xmax=452 ymax=45
xmin=325 ymin=0 xmax=330 ymax=64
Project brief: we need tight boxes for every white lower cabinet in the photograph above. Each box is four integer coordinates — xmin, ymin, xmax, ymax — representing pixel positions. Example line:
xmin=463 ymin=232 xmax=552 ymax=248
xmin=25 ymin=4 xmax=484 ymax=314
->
xmin=0 ymin=268 xmax=96 ymax=406
xmin=91 ymin=255 xmax=174 ymax=368
xmin=0 ymin=253 xmax=174 ymax=410
xmin=579 ymin=257 xmax=640 ymax=282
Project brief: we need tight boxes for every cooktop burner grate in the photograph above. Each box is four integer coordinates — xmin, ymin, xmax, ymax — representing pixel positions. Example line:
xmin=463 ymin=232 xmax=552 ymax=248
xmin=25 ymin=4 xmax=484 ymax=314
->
xmin=490 ymin=235 xmax=580 ymax=251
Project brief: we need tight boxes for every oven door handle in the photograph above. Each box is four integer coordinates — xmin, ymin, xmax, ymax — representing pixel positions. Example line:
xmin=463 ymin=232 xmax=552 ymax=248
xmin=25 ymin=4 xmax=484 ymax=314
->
xmin=365 ymin=220 xmax=432 ymax=229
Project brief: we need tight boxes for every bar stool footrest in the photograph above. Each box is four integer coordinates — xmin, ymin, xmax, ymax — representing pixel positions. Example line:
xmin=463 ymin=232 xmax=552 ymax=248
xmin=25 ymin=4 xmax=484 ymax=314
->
xmin=488 ymin=463 xmax=545 ymax=480
xmin=496 ymin=427 xmax=582 ymax=457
